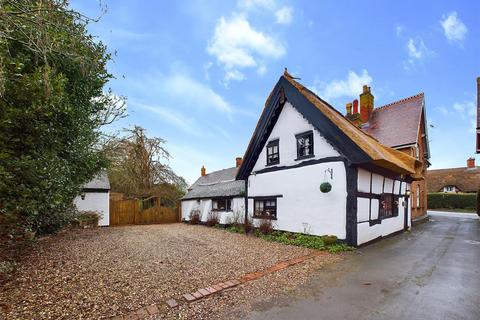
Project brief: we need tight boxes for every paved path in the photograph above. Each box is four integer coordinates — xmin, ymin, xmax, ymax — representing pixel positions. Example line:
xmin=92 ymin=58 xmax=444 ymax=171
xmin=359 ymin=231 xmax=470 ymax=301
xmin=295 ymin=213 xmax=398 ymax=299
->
xmin=246 ymin=211 xmax=480 ymax=320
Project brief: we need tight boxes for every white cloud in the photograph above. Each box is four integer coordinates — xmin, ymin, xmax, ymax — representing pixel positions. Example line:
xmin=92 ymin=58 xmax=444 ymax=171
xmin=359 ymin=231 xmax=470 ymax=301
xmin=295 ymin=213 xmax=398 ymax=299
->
xmin=312 ymin=70 xmax=373 ymax=101
xmin=396 ymin=25 xmax=404 ymax=37
xmin=164 ymin=73 xmax=234 ymax=114
xmin=440 ymin=12 xmax=467 ymax=42
xmin=207 ymin=15 xmax=285 ymax=82
xmin=224 ymin=69 xmax=246 ymax=83
xmin=132 ymin=101 xmax=199 ymax=135
xmin=237 ymin=0 xmax=275 ymax=10
xmin=257 ymin=65 xmax=267 ymax=75
xmin=275 ymin=6 xmax=293 ymax=25
xmin=404 ymin=38 xmax=433 ymax=70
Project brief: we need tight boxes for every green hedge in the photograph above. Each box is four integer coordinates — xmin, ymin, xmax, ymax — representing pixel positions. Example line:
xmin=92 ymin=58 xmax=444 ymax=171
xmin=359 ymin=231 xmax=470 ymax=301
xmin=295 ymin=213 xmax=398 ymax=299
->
xmin=427 ymin=193 xmax=477 ymax=210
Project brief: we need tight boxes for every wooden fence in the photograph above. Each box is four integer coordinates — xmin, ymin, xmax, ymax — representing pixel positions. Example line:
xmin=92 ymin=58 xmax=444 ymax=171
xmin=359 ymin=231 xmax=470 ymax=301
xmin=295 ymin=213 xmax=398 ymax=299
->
xmin=110 ymin=197 xmax=180 ymax=226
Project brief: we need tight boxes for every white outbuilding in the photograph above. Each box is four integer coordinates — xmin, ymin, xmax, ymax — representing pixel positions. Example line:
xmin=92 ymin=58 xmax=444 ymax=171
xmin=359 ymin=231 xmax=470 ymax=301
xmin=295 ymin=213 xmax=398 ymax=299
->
xmin=73 ymin=172 xmax=110 ymax=226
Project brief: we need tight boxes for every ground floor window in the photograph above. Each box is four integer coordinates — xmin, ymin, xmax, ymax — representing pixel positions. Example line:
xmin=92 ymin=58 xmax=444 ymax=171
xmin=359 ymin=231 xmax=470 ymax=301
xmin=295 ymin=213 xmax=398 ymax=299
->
xmin=379 ymin=193 xmax=398 ymax=219
xmin=212 ymin=198 xmax=232 ymax=211
xmin=253 ymin=198 xmax=277 ymax=219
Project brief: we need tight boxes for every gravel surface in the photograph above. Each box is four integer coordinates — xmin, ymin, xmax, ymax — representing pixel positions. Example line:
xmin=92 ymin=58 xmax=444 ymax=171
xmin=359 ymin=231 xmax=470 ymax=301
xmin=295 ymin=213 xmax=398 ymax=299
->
xmin=0 ymin=224 xmax=340 ymax=319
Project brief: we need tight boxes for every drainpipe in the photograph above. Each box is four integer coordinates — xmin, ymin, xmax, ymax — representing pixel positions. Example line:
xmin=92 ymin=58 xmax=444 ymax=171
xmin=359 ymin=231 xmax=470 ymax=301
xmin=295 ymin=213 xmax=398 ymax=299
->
xmin=244 ymin=178 xmax=248 ymax=226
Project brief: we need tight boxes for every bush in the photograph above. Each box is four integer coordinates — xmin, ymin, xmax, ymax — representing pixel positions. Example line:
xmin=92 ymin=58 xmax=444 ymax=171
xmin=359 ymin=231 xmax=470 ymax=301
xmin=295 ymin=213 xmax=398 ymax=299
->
xmin=189 ymin=209 xmax=201 ymax=225
xmin=257 ymin=231 xmax=353 ymax=253
xmin=321 ymin=235 xmax=338 ymax=246
xmin=206 ymin=211 xmax=219 ymax=227
xmin=427 ymin=193 xmax=476 ymax=210
xmin=258 ymin=219 xmax=274 ymax=235
xmin=74 ymin=211 xmax=101 ymax=228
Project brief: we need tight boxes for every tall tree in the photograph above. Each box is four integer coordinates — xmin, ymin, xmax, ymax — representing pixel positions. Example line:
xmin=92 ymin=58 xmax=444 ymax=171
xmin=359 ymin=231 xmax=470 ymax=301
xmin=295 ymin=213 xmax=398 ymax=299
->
xmin=0 ymin=0 xmax=125 ymax=234
xmin=106 ymin=126 xmax=187 ymax=205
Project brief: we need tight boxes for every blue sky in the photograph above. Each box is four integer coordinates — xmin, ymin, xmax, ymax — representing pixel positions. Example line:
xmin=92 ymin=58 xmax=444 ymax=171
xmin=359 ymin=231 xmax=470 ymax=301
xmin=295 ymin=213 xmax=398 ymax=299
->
xmin=71 ymin=0 xmax=480 ymax=184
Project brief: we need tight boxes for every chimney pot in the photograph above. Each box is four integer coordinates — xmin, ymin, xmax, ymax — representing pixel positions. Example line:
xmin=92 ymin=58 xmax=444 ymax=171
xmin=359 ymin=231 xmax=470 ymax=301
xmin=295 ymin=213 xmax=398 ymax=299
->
xmin=236 ymin=157 xmax=243 ymax=168
xmin=201 ymin=165 xmax=206 ymax=177
xmin=467 ymin=157 xmax=475 ymax=169
xmin=363 ymin=85 xmax=369 ymax=93
xmin=346 ymin=102 xmax=352 ymax=115
xmin=353 ymin=99 xmax=359 ymax=114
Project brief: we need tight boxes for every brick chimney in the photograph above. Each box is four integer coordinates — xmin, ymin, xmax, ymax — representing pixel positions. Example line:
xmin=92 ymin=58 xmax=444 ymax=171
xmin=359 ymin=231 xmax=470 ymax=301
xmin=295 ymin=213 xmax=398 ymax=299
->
xmin=360 ymin=85 xmax=374 ymax=124
xmin=345 ymin=99 xmax=361 ymax=125
xmin=236 ymin=157 xmax=243 ymax=168
xmin=467 ymin=157 xmax=475 ymax=169
xmin=476 ymin=77 xmax=480 ymax=153
xmin=201 ymin=165 xmax=206 ymax=177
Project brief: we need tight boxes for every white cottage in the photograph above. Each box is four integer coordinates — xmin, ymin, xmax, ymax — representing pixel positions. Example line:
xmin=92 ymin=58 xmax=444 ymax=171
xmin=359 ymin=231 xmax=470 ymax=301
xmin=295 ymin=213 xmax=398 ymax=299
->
xmin=73 ymin=172 xmax=110 ymax=226
xmin=181 ymin=159 xmax=246 ymax=225
xmin=183 ymin=70 xmax=422 ymax=246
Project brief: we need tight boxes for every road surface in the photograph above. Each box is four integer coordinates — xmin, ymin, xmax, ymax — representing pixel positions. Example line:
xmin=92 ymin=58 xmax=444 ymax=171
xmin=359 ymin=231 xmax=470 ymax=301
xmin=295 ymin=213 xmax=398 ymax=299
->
xmin=246 ymin=211 xmax=480 ymax=320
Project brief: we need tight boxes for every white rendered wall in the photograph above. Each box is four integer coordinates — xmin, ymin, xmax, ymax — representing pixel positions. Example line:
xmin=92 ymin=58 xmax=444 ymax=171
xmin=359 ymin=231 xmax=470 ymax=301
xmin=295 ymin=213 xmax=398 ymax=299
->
xmin=356 ymin=168 xmax=411 ymax=245
xmin=74 ymin=192 xmax=110 ymax=226
xmin=252 ymin=102 xmax=340 ymax=172
xmin=248 ymin=161 xmax=347 ymax=238
xmin=181 ymin=197 xmax=245 ymax=224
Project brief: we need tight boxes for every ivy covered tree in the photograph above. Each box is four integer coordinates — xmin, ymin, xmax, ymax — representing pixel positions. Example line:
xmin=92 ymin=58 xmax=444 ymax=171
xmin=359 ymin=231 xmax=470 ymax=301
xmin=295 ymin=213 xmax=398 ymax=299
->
xmin=0 ymin=0 xmax=125 ymax=235
xmin=105 ymin=126 xmax=187 ymax=207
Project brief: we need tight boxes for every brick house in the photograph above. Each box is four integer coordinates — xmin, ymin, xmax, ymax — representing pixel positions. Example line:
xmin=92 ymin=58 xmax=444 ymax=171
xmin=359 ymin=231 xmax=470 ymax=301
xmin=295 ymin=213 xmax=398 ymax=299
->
xmin=345 ymin=86 xmax=430 ymax=220
xmin=427 ymin=158 xmax=480 ymax=193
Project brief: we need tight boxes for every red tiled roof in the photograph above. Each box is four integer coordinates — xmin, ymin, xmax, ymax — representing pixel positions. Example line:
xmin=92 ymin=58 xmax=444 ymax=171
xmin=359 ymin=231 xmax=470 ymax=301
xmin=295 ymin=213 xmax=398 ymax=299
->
xmin=362 ymin=93 xmax=424 ymax=148
xmin=427 ymin=167 xmax=480 ymax=193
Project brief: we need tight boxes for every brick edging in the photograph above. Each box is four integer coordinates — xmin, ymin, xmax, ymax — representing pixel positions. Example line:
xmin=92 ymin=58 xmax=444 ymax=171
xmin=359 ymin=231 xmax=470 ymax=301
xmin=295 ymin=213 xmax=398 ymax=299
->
xmin=109 ymin=251 xmax=324 ymax=319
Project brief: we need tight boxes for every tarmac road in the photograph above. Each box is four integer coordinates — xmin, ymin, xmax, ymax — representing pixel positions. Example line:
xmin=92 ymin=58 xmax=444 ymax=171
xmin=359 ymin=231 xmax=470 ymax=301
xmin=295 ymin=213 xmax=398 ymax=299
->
xmin=246 ymin=211 xmax=480 ymax=320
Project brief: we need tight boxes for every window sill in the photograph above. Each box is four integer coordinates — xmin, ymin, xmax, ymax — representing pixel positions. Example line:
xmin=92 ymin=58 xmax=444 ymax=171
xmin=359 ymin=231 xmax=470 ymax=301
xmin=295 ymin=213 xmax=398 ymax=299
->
xmin=294 ymin=154 xmax=315 ymax=161
xmin=211 ymin=209 xmax=233 ymax=212
xmin=371 ymin=214 xmax=399 ymax=225
xmin=252 ymin=215 xmax=277 ymax=220
xmin=265 ymin=161 xmax=280 ymax=167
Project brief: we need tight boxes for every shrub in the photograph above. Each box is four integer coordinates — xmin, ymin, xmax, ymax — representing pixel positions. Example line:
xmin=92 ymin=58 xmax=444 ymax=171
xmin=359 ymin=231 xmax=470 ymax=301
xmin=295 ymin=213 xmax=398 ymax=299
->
xmin=75 ymin=211 xmax=101 ymax=228
xmin=206 ymin=211 xmax=219 ymax=227
xmin=427 ymin=193 xmax=476 ymax=210
xmin=258 ymin=219 xmax=274 ymax=235
xmin=189 ymin=209 xmax=201 ymax=225
xmin=243 ymin=217 xmax=254 ymax=234
xmin=321 ymin=235 xmax=338 ymax=246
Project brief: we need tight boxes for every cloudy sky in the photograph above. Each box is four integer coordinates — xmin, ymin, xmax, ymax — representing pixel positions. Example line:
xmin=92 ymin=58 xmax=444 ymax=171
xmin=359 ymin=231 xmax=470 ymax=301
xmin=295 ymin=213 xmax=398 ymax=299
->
xmin=71 ymin=0 xmax=480 ymax=184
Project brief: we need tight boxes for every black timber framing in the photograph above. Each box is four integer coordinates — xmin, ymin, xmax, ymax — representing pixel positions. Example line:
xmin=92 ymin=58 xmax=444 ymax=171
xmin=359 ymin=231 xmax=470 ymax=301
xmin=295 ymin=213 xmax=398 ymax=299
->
xmin=345 ymin=164 xmax=358 ymax=246
xmin=254 ymin=156 xmax=346 ymax=175
xmin=236 ymin=76 xmax=371 ymax=180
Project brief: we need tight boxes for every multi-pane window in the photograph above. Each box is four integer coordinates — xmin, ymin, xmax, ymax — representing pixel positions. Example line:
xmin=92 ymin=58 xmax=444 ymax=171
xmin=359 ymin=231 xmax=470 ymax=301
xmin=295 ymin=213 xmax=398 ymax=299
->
xmin=296 ymin=131 xmax=314 ymax=159
xmin=254 ymin=198 xmax=277 ymax=219
xmin=266 ymin=139 xmax=279 ymax=165
xmin=212 ymin=198 xmax=232 ymax=211
xmin=379 ymin=193 xmax=398 ymax=219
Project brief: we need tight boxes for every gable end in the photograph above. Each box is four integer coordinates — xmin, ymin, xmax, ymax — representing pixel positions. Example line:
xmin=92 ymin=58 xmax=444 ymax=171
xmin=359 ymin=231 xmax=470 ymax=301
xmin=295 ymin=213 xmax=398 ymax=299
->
xmin=237 ymin=76 xmax=371 ymax=179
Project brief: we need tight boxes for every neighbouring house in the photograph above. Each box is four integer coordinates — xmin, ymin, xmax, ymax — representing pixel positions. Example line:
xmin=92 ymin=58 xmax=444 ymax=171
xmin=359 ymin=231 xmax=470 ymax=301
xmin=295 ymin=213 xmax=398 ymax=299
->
xmin=475 ymin=77 xmax=479 ymax=153
xmin=346 ymin=87 xmax=430 ymax=220
xmin=73 ymin=172 xmax=110 ymax=226
xmin=427 ymin=158 xmax=480 ymax=193
xmin=183 ymin=70 xmax=424 ymax=246
xmin=181 ymin=158 xmax=245 ymax=224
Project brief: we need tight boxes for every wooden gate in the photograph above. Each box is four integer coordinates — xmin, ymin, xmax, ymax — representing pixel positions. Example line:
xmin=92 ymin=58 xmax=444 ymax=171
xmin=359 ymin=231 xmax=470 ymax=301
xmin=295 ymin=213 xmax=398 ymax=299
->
xmin=109 ymin=197 xmax=179 ymax=226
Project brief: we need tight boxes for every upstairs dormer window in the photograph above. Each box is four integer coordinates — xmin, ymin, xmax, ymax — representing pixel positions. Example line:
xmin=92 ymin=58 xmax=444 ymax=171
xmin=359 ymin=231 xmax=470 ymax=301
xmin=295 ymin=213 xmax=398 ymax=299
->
xmin=296 ymin=131 xmax=314 ymax=160
xmin=266 ymin=139 xmax=279 ymax=165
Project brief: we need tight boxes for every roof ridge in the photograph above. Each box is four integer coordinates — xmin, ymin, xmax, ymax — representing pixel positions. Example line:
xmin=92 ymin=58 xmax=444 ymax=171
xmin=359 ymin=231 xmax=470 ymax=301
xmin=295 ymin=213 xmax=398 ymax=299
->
xmin=375 ymin=92 xmax=424 ymax=111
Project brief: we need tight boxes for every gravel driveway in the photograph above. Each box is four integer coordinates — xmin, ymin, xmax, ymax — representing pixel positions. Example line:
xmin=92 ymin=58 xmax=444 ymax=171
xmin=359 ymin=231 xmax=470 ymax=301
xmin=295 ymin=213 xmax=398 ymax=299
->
xmin=0 ymin=224 xmax=340 ymax=319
